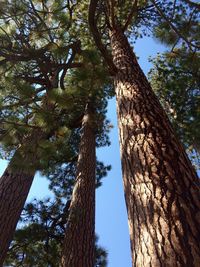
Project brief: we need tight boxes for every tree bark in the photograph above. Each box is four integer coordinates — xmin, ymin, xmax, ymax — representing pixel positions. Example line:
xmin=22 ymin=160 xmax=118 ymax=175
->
xmin=61 ymin=105 xmax=96 ymax=267
xmin=0 ymin=130 xmax=44 ymax=266
xmin=0 ymin=71 xmax=58 ymax=264
xmin=0 ymin=164 xmax=34 ymax=266
xmin=110 ymin=27 xmax=200 ymax=267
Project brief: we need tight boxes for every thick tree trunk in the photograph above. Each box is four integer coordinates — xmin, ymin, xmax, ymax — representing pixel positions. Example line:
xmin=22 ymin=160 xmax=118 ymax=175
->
xmin=61 ymin=106 xmax=96 ymax=267
xmin=0 ymin=163 xmax=34 ymax=266
xmin=0 ymin=130 xmax=43 ymax=266
xmin=110 ymin=27 xmax=200 ymax=267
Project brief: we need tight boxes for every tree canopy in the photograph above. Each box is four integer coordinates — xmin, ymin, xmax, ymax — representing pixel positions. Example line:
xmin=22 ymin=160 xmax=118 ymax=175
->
xmin=0 ymin=0 xmax=199 ymax=265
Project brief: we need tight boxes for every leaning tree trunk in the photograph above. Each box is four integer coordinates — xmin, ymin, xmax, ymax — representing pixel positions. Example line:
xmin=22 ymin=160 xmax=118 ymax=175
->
xmin=0 ymin=74 xmax=58 ymax=264
xmin=61 ymin=105 xmax=96 ymax=267
xmin=110 ymin=27 xmax=200 ymax=267
xmin=0 ymin=130 xmax=44 ymax=266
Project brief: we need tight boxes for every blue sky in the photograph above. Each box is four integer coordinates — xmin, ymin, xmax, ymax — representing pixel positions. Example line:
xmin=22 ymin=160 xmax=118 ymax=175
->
xmin=0 ymin=36 xmax=166 ymax=266
xmin=95 ymin=37 xmax=166 ymax=267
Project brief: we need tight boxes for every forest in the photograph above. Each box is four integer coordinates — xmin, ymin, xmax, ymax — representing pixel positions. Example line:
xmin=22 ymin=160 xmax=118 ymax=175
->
xmin=0 ymin=0 xmax=199 ymax=266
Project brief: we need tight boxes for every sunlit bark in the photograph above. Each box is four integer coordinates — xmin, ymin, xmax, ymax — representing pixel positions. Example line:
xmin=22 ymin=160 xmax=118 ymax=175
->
xmin=110 ymin=26 xmax=200 ymax=266
xmin=61 ymin=105 xmax=96 ymax=267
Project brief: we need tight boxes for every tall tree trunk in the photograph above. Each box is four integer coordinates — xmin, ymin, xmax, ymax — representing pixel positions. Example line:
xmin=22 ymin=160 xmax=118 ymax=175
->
xmin=110 ymin=27 xmax=200 ymax=266
xmin=0 ymin=75 xmax=57 ymax=264
xmin=0 ymin=130 xmax=44 ymax=266
xmin=61 ymin=105 xmax=96 ymax=267
xmin=0 ymin=164 xmax=34 ymax=266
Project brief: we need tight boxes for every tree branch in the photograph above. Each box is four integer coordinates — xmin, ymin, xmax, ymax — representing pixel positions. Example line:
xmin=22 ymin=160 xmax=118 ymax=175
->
xmin=18 ymin=75 xmax=48 ymax=86
xmin=88 ymin=0 xmax=117 ymax=75
xmin=59 ymin=41 xmax=81 ymax=89
xmin=0 ymin=119 xmax=41 ymax=129
xmin=29 ymin=0 xmax=54 ymax=43
xmin=183 ymin=0 xmax=200 ymax=10
xmin=123 ymin=0 xmax=138 ymax=32
xmin=109 ymin=0 xmax=116 ymax=28
xmin=151 ymin=0 xmax=200 ymax=50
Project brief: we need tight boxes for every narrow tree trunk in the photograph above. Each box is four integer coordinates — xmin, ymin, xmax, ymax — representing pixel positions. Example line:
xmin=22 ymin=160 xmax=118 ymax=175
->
xmin=61 ymin=105 xmax=96 ymax=267
xmin=0 ymin=130 xmax=43 ymax=266
xmin=110 ymin=27 xmax=200 ymax=266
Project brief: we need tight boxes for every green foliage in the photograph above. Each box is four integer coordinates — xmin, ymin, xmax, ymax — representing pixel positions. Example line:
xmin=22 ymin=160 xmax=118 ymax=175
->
xmin=147 ymin=0 xmax=200 ymax=168
xmin=2 ymin=0 xmax=200 ymax=265
xmin=154 ymin=21 xmax=178 ymax=45
xmin=45 ymin=159 xmax=111 ymax=199
xmin=152 ymin=0 xmax=200 ymax=49
xmin=5 ymin=197 xmax=108 ymax=266
xmin=0 ymin=0 xmax=114 ymax=165
xmin=149 ymin=48 xmax=200 ymax=168
xmin=0 ymin=4 xmax=112 ymax=265
xmin=5 ymin=198 xmax=64 ymax=267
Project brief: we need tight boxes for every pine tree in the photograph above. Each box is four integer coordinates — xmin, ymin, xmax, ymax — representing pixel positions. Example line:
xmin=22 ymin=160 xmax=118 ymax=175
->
xmin=0 ymin=1 xmax=112 ymax=264
xmin=59 ymin=49 xmax=112 ymax=266
xmin=148 ymin=3 xmax=200 ymax=168
xmin=5 ymin=170 xmax=109 ymax=267
xmin=89 ymin=1 xmax=200 ymax=265
xmin=0 ymin=1 xmax=82 ymax=262
xmin=149 ymin=49 xmax=200 ymax=168
xmin=61 ymin=103 xmax=96 ymax=267
xmin=0 ymin=49 xmax=83 ymax=266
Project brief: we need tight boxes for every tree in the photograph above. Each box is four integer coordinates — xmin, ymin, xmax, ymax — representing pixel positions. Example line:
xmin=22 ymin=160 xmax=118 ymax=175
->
xmin=0 ymin=1 xmax=81 ymax=261
xmin=149 ymin=2 xmax=200 ymax=168
xmin=0 ymin=46 xmax=81 ymax=265
xmin=5 ymin=198 xmax=67 ymax=267
xmin=0 ymin=1 xmax=112 ymax=264
xmin=61 ymin=103 xmax=96 ymax=267
xmin=59 ymin=47 xmax=112 ymax=266
xmin=88 ymin=0 xmax=200 ymax=266
xmin=5 ymin=186 xmax=108 ymax=267
xmin=4 ymin=118 xmax=110 ymax=266
xmin=149 ymin=49 xmax=200 ymax=168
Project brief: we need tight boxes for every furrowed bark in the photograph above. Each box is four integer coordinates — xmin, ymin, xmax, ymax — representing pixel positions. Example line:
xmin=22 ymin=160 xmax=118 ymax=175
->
xmin=109 ymin=27 xmax=200 ymax=266
xmin=0 ymin=64 xmax=59 ymax=264
xmin=0 ymin=130 xmax=45 ymax=266
xmin=0 ymin=162 xmax=34 ymax=266
xmin=61 ymin=105 xmax=96 ymax=267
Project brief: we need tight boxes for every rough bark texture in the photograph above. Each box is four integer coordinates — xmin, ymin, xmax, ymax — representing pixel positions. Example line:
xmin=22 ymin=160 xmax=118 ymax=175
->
xmin=0 ymin=163 xmax=34 ymax=266
xmin=0 ymin=130 xmax=43 ymax=266
xmin=61 ymin=107 xmax=96 ymax=267
xmin=110 ymin=27 xmax=200 ymax=267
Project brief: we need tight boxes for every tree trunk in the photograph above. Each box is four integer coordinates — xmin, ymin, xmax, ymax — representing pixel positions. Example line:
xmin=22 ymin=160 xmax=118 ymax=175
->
xmin=0 ymin=163 xmax=34 ymax=266
xmin=61 ymin=105 xmax=96 ymax=267
xmin=0 ymin=130 xmax=43 ymax=266
xmin=110 ymin=27 xmax=200 ymax=267
xmin=0 ymin=79 xmax=57 ymax=265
